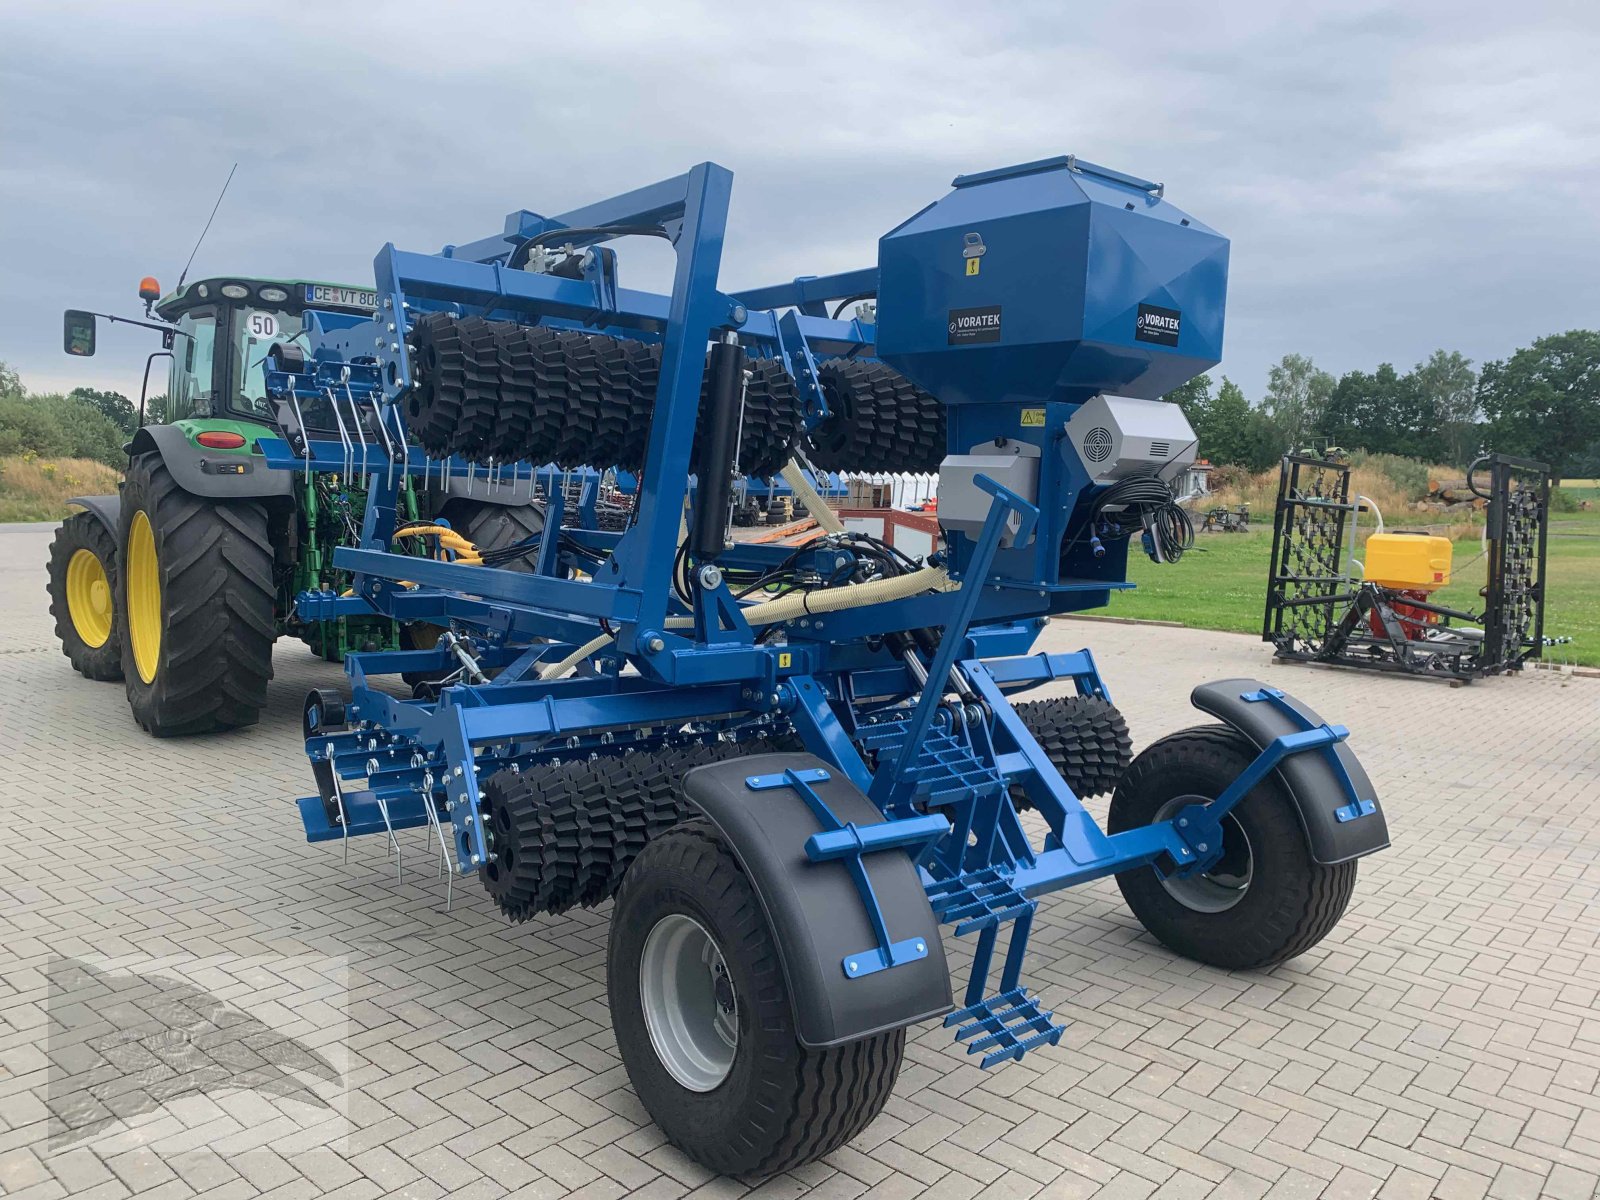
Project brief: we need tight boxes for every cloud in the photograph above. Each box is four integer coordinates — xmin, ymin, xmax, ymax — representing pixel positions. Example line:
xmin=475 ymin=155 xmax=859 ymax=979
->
xmin=2 ymin=0 xmax=1598 ymax=399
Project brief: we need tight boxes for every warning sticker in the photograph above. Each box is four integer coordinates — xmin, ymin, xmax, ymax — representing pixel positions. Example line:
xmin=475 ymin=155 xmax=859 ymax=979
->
xmin=1020 ymin=408 xmax=1046 ymax=427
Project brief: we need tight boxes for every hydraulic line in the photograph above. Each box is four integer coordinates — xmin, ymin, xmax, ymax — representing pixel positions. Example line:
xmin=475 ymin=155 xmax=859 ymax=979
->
xmin=539 ymin=566 xmax=952 ymax=679
xmin=393 ymin=524 xmax=481 ymax=563
xmin=780 ymin=459 xmax=846 ymax=535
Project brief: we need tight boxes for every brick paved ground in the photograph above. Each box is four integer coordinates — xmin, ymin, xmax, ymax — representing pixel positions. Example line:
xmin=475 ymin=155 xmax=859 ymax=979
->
xmin=2 ymin=520 xmax=1598 ymax=1199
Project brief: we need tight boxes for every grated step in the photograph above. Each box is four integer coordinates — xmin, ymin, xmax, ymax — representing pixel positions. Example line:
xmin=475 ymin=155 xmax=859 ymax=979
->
xmin=945 ymin=988 xmax=1065 ymax=1068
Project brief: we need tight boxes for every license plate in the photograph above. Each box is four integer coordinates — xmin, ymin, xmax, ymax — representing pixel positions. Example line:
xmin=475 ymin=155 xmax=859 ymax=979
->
xmin=304 ymin=284 xmax=378 ymax=310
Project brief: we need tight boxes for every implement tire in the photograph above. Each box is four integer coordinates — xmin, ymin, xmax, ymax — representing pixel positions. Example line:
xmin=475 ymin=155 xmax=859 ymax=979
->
xmin=46 ymin=512 xmax=123 ymax=681
xmin=1108 ymin=725 xmax=1357 ymax=970
xmin=609 ymin=819 xmax=904 ymax=1176
xmin=118 ymin=452 xmax=276 ymax=737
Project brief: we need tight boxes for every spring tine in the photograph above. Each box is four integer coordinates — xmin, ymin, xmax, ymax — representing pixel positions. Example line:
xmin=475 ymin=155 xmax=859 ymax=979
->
xmin=328 ymin=383 xmax=354 ymax=481
xmin=326 ymin=741 xmax=350 ymax=864
xmin=350 ymin=388 xmax=370 ymax=487
xmin=420 ymin=773 xmax=456 ymax=911
xmin=363 ymin=392 xmax=397 ymax=491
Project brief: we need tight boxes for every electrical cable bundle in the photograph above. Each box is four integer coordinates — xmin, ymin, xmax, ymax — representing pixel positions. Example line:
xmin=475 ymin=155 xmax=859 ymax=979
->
xmin=1083 ymin=474 xmax=1194 ymax=564
xmin=672 ymin=528 xmax=931 ymax=645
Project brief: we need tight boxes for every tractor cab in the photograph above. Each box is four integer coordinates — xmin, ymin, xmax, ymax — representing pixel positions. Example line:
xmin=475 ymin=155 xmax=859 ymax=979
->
xmin=65 ymin=276 xmax=376 ymax=436
xmin=150 ymin=278 xmax=377 ymax=431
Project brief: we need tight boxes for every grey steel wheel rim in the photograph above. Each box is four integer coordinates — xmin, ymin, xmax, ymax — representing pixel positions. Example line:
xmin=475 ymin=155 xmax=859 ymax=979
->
xmin=639 ymin=913 xmax=738 ymax=1092
xmin=1154 ymin=795 xmax=1253 ymax=914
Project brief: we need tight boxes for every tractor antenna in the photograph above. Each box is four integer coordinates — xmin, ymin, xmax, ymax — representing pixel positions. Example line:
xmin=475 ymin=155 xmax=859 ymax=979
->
xmin=176 ymin=163 xmax=238 ymax=292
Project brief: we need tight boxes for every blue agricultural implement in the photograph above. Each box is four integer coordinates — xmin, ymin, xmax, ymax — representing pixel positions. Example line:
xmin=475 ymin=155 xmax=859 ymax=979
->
xmin=262 ymin=155 xmax=1390 ymax=1174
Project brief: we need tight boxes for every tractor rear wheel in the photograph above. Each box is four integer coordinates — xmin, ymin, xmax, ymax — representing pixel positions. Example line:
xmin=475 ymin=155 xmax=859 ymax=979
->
xmin=1107 ymin=725 xmax=1357 ymax=970
xmin=400 ymin=500 xmax=546 ymax=689
xmin=609 ymin=819 xmax=904 ymax=1176
xmin=118 ymin=453 xmax=276 ymax=737
xmin=439 ymin=499 xmax=545 ymax=571
xmin=46 ymin=512 xmax=123 ymax=681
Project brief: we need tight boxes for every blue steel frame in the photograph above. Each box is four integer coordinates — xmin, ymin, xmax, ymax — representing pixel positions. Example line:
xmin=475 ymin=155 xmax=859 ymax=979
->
xmin=265 ymin=160 xmax=1376 ymax=1069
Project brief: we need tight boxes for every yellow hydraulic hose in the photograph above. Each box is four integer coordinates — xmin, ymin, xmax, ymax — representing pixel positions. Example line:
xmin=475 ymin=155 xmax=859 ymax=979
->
xmin=393 ymin=524 xmax=483 ymax=564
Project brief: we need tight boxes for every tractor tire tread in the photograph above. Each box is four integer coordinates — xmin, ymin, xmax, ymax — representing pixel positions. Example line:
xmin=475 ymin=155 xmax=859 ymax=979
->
xmin=120 ymin=453 xmax=275 ymax=737
xmin=46 ymin=511 xmax=123 ymax=681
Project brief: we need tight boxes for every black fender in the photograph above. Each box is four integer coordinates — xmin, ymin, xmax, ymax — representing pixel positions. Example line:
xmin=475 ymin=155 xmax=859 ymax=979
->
xmin=67 ymin=495 xmax=121 ymax=541
xmin=127 ymin=424 xmax=292 ymax=499
xmin=1191 ymin=678 xmax=1390 ymax=865
xmin=681 ymin=753 xmax=952 ymax=1048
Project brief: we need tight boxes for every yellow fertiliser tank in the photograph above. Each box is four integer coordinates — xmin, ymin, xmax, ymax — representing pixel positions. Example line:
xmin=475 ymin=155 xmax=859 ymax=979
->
xmin=1362 ymin=532 xmax=1452 ymax=592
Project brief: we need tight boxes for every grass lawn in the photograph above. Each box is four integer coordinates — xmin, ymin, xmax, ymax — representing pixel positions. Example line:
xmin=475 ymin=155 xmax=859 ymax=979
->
xmin=1108 ymin=487 xmax=1600 ymax=667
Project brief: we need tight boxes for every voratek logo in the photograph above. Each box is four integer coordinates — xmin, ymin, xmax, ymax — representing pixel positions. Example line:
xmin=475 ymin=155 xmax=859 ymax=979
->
xmin=1135 ymin=303 xmax=1181 ymax=347
xmin=948 ymin=305 xmax=1002 ymax=345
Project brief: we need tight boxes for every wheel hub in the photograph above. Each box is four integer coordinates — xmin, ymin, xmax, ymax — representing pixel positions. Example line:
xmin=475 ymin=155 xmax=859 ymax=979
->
xmin=65 ymin=548 xmax=113 ymax=648
xmin=639 ymin=913 xmax=738 ymax=1092
xmin=1154 ymin=795 xmax=1253 ymax=914
xmin=126 ymin=510 xmax=162 ymax=684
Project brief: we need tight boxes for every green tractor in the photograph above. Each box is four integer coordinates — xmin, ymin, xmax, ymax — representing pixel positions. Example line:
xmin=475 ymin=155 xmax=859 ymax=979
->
xmin=47 ymin=275 xmax=543 ymax=736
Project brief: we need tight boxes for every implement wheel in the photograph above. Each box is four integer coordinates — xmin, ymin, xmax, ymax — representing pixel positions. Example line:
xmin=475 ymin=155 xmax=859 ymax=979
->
xmin=46 ymin=512 xmax=123 ymax=681
xmin=1108 ymin=725 xmax=1356 ymax=970
xmin=118 ymin=453 xmax=276 ymax=736
xmin=608 ymin=820 xmax=903 ymax=1176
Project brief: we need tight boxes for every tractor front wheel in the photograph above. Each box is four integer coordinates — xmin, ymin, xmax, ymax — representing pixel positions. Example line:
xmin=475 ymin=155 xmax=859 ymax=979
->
xmin=608 ymin=820 xmax=904 ymax=1176
xmin=119 ymin=453 xmax=276 ymax=736
xmin=1108 ymin=725 xmax=1357 ymax=970
xmin=46 ymin=512 xmax=123 ymax=681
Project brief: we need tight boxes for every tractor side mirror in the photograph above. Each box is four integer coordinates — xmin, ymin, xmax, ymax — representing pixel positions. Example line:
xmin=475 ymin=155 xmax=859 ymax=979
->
xmin=63 ymin=310 xmax=96 ymax=357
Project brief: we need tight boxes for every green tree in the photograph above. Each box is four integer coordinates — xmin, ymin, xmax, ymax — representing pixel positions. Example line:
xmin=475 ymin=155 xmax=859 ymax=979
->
xmin=1200 ymin=377 xmax=1254 ymax=466
xmin=1478 ymin=330 xmax=1600 ymax=481
xmin=0 ymin=393 xmax=125 ymax=466
xmin=1240 ymin=405 xmax=1287 ymax=471
xmin=1322 ymin=364 xmax=1441 ymax=460
xmin=1165 ymin=373 xmax=1212 ymax=432
xmin=1412 ymin=350 xmax=1479 ymax=465
xmin=1263 ymin=353 xmax=1335 ymax=452
xmin=69 ymin=386 xmax=136 ymax=433
xmin=0 ymin=359 xmax=20 ymax=400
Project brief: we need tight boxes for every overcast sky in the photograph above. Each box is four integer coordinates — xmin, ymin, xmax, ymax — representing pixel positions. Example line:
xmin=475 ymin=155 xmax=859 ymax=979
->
xmin=3 ymin=0 xmax=1597 ymax=402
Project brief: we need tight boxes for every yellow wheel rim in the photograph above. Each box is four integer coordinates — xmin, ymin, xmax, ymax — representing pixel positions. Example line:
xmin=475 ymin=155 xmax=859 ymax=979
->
xmin=127 ymin=510 xmax=162 ymax=684
xmin=66 ymin=548 xmax=113 ymax=649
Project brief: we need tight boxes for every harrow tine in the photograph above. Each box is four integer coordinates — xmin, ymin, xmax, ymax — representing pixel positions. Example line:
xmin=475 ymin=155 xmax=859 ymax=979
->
xmin=364 ymin=392 xmax=397 ymax=491
xmin=421 ymin=771 xmax=456 ymax=911
xmin=325 ymin=741 xmax=350 ymax=865
xmin=327 ymin=382 xmax=354 ymax=481
xmin=350 ymin=387 xmax=370 ymax=487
